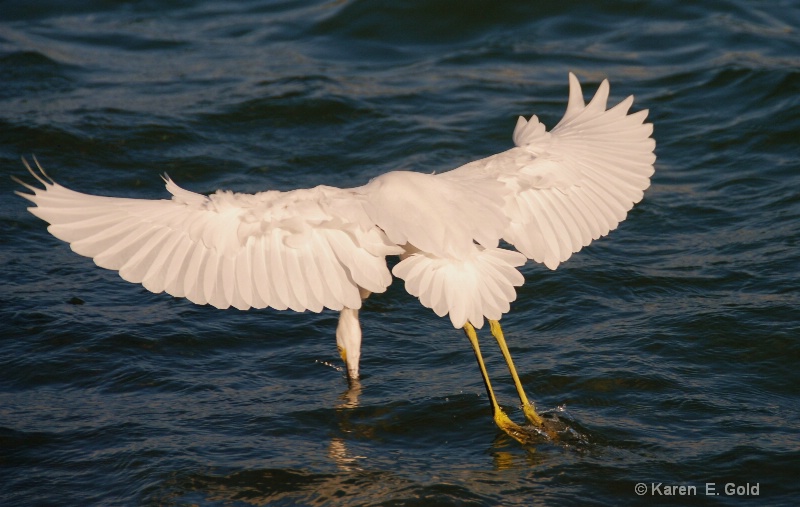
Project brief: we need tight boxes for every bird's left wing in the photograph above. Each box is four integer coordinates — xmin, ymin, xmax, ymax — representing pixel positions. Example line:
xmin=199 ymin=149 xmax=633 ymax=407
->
xmin=441 ymin=72 xmax=656 ymax=269
xmin=15 ymin=159 xmax=402 ymax=312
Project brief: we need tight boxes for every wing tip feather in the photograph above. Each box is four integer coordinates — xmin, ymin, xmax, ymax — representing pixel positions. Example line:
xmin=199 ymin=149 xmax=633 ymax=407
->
xmin=22 ymin=155 xmax=54 ymax=186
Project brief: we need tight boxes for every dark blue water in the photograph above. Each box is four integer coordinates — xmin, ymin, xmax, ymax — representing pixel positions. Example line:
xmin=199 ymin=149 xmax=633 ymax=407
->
xmin=2 ymin=1 xmax=799 ymax=505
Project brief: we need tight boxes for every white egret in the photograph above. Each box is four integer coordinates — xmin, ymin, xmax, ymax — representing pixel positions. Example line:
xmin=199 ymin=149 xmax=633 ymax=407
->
xmin=15 ymin=73 xmax=655 ymax=443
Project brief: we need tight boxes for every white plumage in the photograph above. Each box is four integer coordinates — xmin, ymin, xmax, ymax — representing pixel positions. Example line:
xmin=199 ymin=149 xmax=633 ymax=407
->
xmin=16 ymin=73 xmax=655 ymax=384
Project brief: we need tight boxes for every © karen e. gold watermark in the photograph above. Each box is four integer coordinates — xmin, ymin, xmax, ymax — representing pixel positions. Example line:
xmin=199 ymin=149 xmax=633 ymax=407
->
xmin=634 ymin=482 xmax=760 ymax=496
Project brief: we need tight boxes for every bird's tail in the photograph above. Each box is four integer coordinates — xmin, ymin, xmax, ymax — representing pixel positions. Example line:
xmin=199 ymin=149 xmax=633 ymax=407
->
xmin=392 ymin=246 xmax=526 ymax=328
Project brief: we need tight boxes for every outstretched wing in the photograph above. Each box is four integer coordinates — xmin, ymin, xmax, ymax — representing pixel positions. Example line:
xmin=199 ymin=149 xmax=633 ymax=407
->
xmin=441 ymin=72 xmax=656 ymax=269
xmin=15 ymin=159 xmax=402 ymax=312
xmin=15 ymin=73 xmax=654 ymax=330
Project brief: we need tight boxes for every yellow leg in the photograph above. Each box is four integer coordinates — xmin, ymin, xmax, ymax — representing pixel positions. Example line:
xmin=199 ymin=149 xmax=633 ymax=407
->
xmin=489 ymin=320 xmax=545 ymax=427
xmin=463 ymin=322 xmax=530 ymax=444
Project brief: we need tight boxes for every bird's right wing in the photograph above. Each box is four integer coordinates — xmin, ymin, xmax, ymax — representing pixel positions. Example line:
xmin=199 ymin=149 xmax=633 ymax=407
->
xmin=441 ymin=72 xmax=656 ymax=269
xmin=15 ymin=159 xmax=402 ymax=312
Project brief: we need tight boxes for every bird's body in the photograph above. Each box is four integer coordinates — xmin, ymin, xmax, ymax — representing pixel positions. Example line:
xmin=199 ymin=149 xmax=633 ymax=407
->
xmin=16 ymin=73 xmax=655 ymax=442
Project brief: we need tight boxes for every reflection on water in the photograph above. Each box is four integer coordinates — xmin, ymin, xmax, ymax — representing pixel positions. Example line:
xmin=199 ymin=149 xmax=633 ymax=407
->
xmin=158 ymin=381 xmax=591 ymax=503
xmin=329 ymin=379 xmax=366 ymax=472
xmin=338 ymin=378 xmax=362 ymax=410
xmin=491 ymin=449 xmax=540 ymax=471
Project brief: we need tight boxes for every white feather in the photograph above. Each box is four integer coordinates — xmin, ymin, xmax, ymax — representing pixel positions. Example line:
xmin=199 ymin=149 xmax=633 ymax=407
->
xmin=16 ymin=73 xmax=655 ymax=332
xmin=441 ymin=71 xmax=655 ymax=270
xmin=16 ymin=162 xmax=400 ymax=313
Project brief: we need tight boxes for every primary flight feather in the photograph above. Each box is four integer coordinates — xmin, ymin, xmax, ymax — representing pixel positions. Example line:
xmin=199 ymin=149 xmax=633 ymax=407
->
xmin=16 ymin=73 xmax=655 ymax=442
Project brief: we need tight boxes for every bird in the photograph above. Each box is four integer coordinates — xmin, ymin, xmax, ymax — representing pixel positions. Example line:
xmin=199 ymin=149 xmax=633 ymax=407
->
xmin=15 ymin=73 xmax=655 ymax=444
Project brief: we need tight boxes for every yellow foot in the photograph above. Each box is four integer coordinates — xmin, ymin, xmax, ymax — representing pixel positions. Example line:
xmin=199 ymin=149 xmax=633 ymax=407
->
xmin=498 ymin=408 xmax=562 ymax=443
xmin=522 ymin=403 xmax=545 ymax=428
xmin=493 ymin=408 xmax=528 ymax=444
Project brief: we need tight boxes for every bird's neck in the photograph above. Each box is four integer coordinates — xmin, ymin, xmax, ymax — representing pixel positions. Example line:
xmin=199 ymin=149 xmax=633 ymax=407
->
xmin=336 ymin=307 xmax=362 ymax=379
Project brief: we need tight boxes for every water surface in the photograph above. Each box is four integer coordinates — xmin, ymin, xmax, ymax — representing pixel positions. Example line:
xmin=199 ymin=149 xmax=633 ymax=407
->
xmin=1 ymin=1 xmax=799 ymax=505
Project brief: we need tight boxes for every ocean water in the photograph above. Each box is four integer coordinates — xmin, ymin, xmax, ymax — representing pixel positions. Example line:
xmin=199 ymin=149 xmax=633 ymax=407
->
xmin=1 ymin=1 xmax=799 ymax=505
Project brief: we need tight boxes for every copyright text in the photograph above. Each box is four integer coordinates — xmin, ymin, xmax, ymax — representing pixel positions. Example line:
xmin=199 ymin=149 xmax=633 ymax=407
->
xmin=634 ymin=482 xmax=759 ymax=496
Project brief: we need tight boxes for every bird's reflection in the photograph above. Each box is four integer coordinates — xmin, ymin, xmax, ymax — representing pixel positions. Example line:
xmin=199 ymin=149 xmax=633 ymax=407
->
xmin=338 ymin=377 xmax=362 ymax=409
xmin=327 ymin=378 xmax=366 ymax=471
